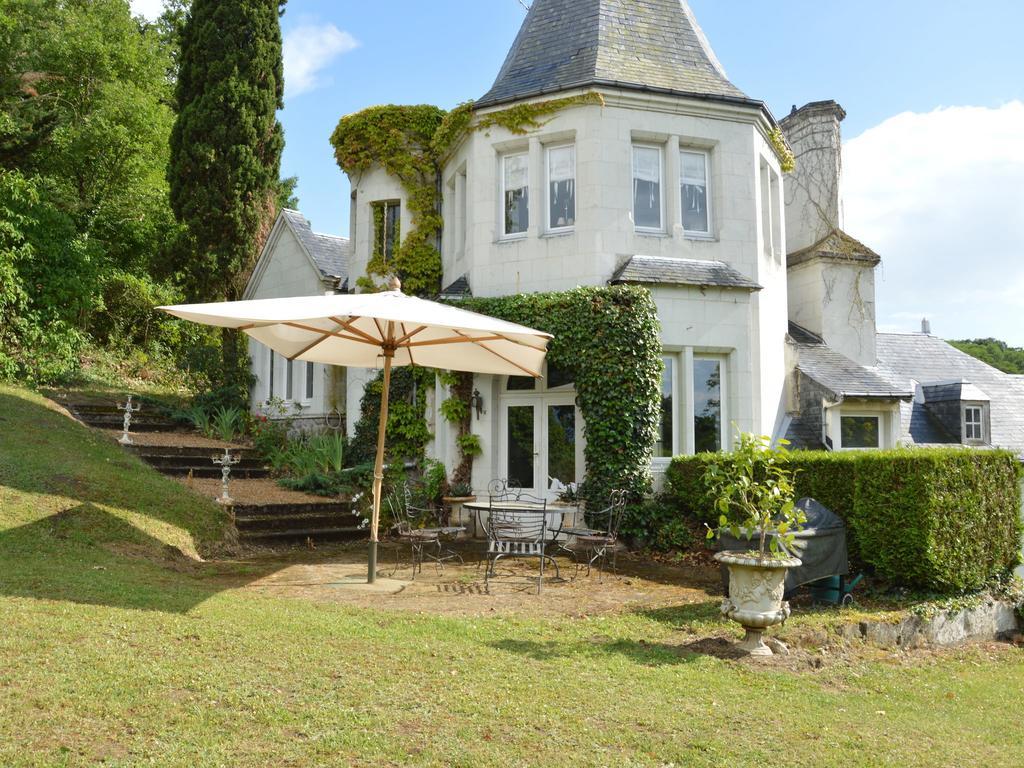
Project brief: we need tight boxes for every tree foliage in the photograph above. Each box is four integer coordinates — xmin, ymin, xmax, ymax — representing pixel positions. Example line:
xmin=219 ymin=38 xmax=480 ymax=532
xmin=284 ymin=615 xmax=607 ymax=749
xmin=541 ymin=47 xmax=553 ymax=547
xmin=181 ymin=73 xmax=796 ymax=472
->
xmin=949 ymin=338 xmax=1024 ymax=375
xmin=0 ymin=0 xmax=184 ymax=382
xmin=169 ymin=0 xmax=286 ymax=303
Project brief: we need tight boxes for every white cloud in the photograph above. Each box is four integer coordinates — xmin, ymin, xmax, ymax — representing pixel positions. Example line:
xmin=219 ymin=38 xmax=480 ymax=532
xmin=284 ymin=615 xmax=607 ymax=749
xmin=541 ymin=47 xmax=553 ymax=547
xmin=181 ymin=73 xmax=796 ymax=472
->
xmin=843 ymin=102 xmax=1024 ymax=345
xmin=129 ymin=0 xmax=164 ymax=21
xmin=283 ymin=23 xmax=359 ymax=98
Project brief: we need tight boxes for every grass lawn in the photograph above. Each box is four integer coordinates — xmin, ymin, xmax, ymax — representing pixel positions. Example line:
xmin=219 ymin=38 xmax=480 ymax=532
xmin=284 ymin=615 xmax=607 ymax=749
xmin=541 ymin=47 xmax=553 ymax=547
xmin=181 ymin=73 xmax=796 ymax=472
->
xmin=1 ymin=384 xmax=1022 ymax=767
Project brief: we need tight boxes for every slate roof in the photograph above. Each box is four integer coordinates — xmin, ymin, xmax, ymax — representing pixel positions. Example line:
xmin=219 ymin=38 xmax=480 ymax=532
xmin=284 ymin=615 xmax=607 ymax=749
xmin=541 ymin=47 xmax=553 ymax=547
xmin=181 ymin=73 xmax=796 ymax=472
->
xmin=440 ymin=274 xmax=472 ymax=297
xmin=921 ymin=380 xmax=991 ymax=403
xmin=280 ymin=209 xmax=350 ymax=281
xmin=791 ymin=339 xmax=912 ymax=400
xmin=788 ymin=228 xmax=881 ymax=268
xmin=610 ymin=255 xmax=761 ymax=291
xmin=876 ymin=333 xmax=1024 ymax=457
xmin=476 ymin=0 xmax=754 ymax=109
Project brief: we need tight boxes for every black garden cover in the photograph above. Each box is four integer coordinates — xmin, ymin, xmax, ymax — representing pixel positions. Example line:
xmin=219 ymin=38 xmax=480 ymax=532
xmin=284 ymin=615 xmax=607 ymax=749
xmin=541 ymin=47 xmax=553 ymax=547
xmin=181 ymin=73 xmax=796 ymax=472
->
xmin=717 ymin=497 xmax=849 ymax=594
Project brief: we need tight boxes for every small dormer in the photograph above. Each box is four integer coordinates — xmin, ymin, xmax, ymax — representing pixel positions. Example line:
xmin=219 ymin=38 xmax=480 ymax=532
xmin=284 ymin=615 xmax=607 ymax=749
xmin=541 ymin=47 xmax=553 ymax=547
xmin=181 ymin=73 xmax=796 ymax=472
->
xmin=921 ymin=380 xmax=991 ymax=445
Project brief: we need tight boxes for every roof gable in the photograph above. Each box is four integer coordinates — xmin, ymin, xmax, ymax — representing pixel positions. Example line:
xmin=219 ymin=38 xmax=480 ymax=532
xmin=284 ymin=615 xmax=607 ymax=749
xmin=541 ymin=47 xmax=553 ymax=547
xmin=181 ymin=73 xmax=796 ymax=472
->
xmin=477 ymin=0 xmax=751 ymax=108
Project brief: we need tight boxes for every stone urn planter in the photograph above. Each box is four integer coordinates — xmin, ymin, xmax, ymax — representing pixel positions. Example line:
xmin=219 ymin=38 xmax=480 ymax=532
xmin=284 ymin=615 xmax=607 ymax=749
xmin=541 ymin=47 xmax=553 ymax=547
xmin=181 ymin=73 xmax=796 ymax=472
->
xmin=442 ymin=495 xmax=477 ymax=529
xmin=714 ymin=551 xmax=802 ymax=656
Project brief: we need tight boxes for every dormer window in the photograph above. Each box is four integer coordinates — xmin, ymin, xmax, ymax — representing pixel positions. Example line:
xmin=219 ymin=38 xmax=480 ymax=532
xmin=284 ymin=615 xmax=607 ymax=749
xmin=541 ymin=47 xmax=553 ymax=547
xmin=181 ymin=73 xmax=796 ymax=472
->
xmin=962 ymin=403 xmax=987 ymax=443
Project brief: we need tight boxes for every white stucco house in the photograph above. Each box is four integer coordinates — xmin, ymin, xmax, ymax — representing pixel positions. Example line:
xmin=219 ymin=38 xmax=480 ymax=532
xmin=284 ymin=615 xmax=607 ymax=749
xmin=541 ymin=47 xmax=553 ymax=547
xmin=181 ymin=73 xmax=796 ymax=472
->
xmin=244 ymin=0 xmax=1024 ymax=497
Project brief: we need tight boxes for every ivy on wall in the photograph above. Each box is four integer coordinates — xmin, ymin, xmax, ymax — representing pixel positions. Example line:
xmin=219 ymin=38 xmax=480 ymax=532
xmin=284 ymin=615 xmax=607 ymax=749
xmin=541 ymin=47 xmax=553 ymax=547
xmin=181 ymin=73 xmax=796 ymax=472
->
xmin=348 ymin=365 xmax=435 ymax=465
xmin=331 ymin=93 xmax=606 ymax=296
xmin=438 ymin=369 xmax=477 ymax=485
xmin=767 ymin=127 xmax=796 ymax=173
xmin=457 ymin=284 xmax=663 ymax=505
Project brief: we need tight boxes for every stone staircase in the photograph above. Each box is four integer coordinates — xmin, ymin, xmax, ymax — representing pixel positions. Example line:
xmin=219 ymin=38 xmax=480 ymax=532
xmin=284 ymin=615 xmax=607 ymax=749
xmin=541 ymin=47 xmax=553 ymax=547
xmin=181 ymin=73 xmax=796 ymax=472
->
xmin=232 ymin=500 xmax=365 ymax=544
xmin=62 ymin=394 xmax=367 ymax=545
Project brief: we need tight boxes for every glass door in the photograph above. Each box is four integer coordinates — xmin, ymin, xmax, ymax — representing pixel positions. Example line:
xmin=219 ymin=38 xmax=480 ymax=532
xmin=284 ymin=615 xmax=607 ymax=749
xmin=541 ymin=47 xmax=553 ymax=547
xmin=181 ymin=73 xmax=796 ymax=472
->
xmin=501 ymin=396 xmax=581 ymax=498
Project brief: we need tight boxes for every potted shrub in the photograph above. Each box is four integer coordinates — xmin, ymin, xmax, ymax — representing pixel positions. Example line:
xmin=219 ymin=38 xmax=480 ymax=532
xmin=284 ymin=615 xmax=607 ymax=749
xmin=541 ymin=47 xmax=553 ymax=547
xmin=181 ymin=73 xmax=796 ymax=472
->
xmin=705 ymin=433 xmax=806 ymax=656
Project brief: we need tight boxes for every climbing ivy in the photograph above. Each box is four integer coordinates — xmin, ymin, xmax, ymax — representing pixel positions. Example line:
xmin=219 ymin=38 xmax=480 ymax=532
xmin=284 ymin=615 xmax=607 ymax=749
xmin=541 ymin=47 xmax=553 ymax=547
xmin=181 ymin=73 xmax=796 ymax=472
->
xmin=456 ymin=285 xmax=663 ymax=505
xmin=768 ymin=127 xmax=796 ymax=173
xmin=438 ymin=369 xmax=476 ymax=484
xmin=348 ymin=365 xmax=436 ymax=465
xmin=331 ymin=93 xmax=605 ymax=295
xmin=330 ymin=105 xmax=445 ymax=295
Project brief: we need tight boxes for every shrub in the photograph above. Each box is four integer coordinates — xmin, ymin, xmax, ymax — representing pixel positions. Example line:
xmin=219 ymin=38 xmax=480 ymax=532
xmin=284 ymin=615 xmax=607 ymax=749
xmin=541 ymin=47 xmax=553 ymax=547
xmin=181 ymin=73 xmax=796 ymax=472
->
xmin=666 ymin=448 xmax=1023 ymax=593
xmin=621 ymin=494 xmax=697 ymax=553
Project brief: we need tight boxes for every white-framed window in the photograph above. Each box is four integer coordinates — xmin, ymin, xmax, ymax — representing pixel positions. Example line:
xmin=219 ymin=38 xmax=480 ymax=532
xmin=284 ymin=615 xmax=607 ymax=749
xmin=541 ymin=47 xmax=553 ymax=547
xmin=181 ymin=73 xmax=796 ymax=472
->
xmin=632 ymin=144 xmax=663 ymax=231
xmin=839 ymin=413 xmax=881 ymax=450
xmin=304 ymin=361 xmax=315 ymax=403
xmin=693 ymin=356 xmax=724 ymax=453
xmin=680 ymin=149 xmax=711 ymax=236
xmin=653 ymin=350 xmax=728 ymax=462
xmin=654 ymin=354 xmax=677 ymax=458
xmin=501 ymin=152 xmax=529 ymax=237
xmin=546 ymin=144 xmax=575 ymax=232
xmin=963 ymin=403 xmax=985 ymax=442
xmin=285 ymin=358 xmax=294 ymax=401
xmin=372 ymin=200 xmax=401 ymax=262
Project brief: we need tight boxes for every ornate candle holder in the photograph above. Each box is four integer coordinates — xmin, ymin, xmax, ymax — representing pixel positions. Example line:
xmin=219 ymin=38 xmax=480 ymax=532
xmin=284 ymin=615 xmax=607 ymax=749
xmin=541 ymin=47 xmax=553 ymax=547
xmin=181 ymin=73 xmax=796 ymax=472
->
xmin=117 ymin=395 xmax=141 ymax=445
xmin=212 ymin=448 xmax=241 ymax=505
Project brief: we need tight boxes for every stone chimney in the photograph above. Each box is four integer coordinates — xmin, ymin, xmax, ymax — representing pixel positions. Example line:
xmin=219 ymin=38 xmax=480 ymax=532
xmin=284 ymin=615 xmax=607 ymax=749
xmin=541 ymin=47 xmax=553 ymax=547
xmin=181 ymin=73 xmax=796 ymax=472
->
xmin=780 ymin=101 xmax=846 ymax=254
xmin=783 ymin=101 xmax=881 ymax=367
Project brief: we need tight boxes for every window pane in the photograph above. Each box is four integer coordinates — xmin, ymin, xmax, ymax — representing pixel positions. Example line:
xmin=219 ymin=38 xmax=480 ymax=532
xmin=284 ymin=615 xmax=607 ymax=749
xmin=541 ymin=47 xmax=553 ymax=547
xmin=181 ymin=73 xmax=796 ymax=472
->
xmin=632 ymin=146 xmax=661 ymax=229
xmin=373 ymin=202 xmax=400 ymax=261
xmin=548 ymin=146 xmax=575 ymax=229
xmin=547 ymin=404 xmax=576 ymax=487
xmin=305 ymin=361 xmax=314 ymax=400
xmin=841 ymin=416 xmax=880 ymax=449
xmin=503 ymin=154 xmax=529 ymax=235
xmin=546 ymin=362 xmax=573 ymax=389
xmin=506 ymin=375 xmax=536 ymax=391
xmin=655 ymin=356 xmax=674 ymax=458
xmin=682 ymin=151 xmax=709 ymax=233
xmin=693 ymin=358 xmax=722 ymax=453
xmin=286 ymin=359 xmax=293 ymax=400
xmin=507 ymin=405 xmax=535 ymax=489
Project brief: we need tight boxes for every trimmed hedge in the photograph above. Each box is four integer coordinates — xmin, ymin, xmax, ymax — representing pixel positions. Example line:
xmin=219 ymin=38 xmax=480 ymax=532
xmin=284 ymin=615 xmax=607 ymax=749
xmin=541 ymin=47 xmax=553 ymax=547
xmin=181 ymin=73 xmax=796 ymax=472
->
xmin=666 ymin=448 xmax=1023 ymax=593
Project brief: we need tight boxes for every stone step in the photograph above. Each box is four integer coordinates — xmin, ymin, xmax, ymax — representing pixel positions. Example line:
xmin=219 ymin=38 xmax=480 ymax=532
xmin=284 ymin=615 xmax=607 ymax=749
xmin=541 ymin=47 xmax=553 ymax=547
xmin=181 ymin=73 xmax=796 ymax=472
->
xmin=234 ymin=512 xmax=364 ymax=534
xmin=137 ymin=453 xmax=266 ymax=470
xmin=76 ymin=414 xmax=180 ymax=432
xmin=234 ymin=501 xmax=356 ymax=519
xmin=238 ymin=526 xmax=366 ymax=543
xmin=126 ymin=444 xmax=250 ymax=459
xmin=156 ymin=465 xmax=271 ymax=479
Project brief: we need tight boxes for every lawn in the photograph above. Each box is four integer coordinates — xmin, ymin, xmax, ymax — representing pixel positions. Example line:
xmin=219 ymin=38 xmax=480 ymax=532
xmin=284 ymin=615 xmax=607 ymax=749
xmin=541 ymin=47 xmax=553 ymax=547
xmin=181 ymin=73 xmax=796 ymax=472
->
xmin=1 ymin=384 xmax=1022 ymax=767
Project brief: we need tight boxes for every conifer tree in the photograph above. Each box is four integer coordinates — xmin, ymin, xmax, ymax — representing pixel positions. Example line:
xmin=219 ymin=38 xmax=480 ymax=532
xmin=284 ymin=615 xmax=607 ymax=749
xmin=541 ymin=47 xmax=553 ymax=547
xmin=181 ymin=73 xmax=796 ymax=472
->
xmin=169 ymin=0 xmax=286 ymax=304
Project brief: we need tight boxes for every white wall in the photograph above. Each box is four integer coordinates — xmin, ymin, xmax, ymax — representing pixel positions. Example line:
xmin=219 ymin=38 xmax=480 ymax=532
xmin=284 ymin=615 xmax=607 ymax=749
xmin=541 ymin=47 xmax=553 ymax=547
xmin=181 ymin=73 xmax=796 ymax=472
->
xmin=246 ymin=224 xmax=342 ymax=420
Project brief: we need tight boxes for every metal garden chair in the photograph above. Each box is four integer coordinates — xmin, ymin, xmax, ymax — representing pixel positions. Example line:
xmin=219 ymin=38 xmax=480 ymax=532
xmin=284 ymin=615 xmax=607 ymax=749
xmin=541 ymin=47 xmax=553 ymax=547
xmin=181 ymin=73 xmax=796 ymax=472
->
xmin=484 ymin=490 xmax=557 ymax=594
xmin=388 ymin=483 xmax=464 ymax=578
xmin=561 ymin=489 xmax=628 ymax=581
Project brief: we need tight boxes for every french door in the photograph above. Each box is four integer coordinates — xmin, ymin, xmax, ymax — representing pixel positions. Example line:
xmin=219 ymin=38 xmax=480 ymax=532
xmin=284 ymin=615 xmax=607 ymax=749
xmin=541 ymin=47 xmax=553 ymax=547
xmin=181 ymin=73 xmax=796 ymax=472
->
xmin=500 ymin=395 xmax=583 ymax=498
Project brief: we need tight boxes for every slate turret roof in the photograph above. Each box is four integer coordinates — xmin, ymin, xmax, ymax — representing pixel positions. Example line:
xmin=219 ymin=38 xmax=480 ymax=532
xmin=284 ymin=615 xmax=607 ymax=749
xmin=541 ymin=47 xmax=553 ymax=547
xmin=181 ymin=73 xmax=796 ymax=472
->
xmin=476 ymin=0 xmax=754 ymax=109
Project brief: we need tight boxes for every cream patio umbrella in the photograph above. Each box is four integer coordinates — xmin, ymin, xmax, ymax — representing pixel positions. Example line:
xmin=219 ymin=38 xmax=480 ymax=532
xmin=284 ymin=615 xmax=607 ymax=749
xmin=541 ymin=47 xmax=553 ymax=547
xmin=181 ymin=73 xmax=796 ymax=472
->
xmin=159 ymin=278 xmax=551 ymax=582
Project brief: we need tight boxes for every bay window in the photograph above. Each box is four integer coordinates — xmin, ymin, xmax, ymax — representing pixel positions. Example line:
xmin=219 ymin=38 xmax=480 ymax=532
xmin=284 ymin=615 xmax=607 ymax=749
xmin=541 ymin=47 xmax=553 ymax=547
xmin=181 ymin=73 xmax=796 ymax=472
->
xmin=546 ymin=144 xmax=575 ymax=231
xmin=681 ymin=149 xmax=711 ymax=235
xmin=502 ymin=152 xmax=529 ymax=236
xmin=632 ymin=144 xmax=663 ymax=231
xmin=693 ymin=357 xmax=723 ymax=453
xmin=654 ymin=351 xmax=728 ymax=461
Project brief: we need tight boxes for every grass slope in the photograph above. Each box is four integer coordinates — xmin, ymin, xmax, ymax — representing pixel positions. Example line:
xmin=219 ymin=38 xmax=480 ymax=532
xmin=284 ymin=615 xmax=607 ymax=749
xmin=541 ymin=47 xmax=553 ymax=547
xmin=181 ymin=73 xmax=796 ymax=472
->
xmin=1 ymin=385 xmax=1023 ymax=767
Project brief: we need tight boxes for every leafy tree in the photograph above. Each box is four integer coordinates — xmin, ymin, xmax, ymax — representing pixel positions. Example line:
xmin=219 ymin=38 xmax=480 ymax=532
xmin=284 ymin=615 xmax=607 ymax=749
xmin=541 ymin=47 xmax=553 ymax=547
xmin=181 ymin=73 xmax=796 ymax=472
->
xmin=949 ymin=338 xmax=1024 ymax=375
xmin=168 ymin=0 xmax=286 ymax=304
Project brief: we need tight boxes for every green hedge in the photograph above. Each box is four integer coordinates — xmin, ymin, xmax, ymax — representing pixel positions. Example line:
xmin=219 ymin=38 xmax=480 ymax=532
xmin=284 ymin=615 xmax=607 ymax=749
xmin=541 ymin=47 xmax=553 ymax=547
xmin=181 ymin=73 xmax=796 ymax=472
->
xmin=666 ymin=448 xmax=1023 ymax=593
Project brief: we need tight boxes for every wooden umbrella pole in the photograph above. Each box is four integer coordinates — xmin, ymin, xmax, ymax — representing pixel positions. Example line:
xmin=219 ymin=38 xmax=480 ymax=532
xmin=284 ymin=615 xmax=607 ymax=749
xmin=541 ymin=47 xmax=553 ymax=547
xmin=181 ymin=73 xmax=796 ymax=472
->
xmin=368 ymin=345 xmax=395 ymax=583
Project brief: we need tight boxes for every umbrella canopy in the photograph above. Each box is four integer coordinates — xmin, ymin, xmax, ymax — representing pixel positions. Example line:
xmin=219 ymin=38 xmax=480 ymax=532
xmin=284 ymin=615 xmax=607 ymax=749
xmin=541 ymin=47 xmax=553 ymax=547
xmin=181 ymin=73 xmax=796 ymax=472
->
xmin=158 ymin=281 xmax=551 ymax=582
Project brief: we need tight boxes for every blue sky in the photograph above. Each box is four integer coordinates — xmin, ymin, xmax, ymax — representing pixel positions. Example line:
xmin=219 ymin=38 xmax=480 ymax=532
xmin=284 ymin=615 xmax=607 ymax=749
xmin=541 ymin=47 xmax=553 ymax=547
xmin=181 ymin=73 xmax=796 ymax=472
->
xmin=132 ymin=1 xmax=1024 ymax=344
